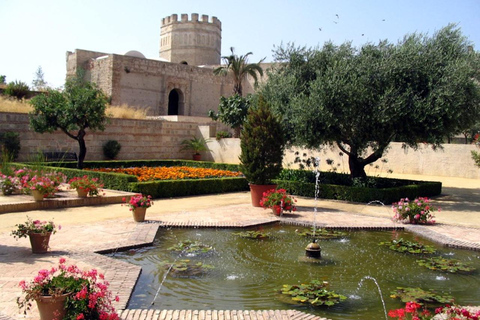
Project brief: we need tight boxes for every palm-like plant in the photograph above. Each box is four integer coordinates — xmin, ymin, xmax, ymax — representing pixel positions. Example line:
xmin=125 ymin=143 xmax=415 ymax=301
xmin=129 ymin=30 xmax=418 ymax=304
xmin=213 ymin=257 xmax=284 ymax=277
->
xmin=214 ymin=47 xmax=264 ymax=96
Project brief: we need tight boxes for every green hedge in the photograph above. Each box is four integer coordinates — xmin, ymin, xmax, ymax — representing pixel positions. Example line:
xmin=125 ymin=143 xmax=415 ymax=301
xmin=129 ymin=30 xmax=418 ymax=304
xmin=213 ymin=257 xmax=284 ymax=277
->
xmin=129 ymin=177 xmax=248 ymax=198
xmin=274 ymin=179 xmax=442 ymax=204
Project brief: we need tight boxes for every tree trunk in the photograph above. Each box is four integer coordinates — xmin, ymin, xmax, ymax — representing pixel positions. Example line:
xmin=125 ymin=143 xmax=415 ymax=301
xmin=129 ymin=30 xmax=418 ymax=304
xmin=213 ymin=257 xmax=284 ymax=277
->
xmin=233 ymin=126 xmax=241 ymax=138
xmin=348 ymin=154 xmax=367 ymax=179
xmin=77 ymin=130 xmax=87 ymax=169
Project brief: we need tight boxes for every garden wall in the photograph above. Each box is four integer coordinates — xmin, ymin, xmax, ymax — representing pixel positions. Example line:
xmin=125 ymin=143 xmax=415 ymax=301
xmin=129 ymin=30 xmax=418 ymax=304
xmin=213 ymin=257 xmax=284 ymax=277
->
xmin=2 ymin=111 xmax=479 ymax=179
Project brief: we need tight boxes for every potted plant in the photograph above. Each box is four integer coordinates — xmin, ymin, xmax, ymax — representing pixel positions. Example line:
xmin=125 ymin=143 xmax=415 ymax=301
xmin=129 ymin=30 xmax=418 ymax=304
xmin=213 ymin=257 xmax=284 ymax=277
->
xmin=11 ymin=216 xmax=59 ymax=253
xmin=180 ymin=136 xmax=211 ymax=161
xmin=21 ymin=175 xmax=59 ymax=201
xmin=392 ymin=197 xmax=438 ymax=224
xmin=68 ymin=175 xmax=104 ymax=198
xmin=123 ymin=194 xmax=154 ymax=222
xmin=17 ymin=257 xmax=119 ymax=320
xmin=260 ymin=188 xmax=297 ymax=215
xmin=239 ymin=96 xmax=285 ymax=206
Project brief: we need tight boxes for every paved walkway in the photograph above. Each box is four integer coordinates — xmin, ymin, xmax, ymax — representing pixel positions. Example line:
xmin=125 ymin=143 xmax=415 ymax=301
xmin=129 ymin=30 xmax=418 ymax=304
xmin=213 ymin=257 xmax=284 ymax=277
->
xmin=0 ymin=173 xmax=480 ymax=320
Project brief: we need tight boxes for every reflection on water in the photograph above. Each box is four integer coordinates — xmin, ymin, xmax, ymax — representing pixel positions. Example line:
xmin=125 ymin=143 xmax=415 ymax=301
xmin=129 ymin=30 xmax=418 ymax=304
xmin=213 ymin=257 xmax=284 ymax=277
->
xmin=108 ymin=225 xmax=480 ymax=320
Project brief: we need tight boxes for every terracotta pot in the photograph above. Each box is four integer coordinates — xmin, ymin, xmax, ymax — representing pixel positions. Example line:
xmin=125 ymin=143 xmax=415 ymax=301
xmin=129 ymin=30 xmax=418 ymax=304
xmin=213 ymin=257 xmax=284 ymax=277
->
xmin=76 ymin=188 xmax=88 ymax=198
xmin=271 ymin=207 xmax=283 ymax=216
xmin=193 ymin=154 xmax=202 ymax=161
xmin=133 ymin=207 xmax=147 ymax=222
xmin=32 ymin=190 xmax=45 ymax=201
xmin=249 ymin=184 xmax=277 ymax=207
xmin=28 ymin=232 xmax=51 ymax=254
xmin=36 ymin=293 xmax=69 ymax=320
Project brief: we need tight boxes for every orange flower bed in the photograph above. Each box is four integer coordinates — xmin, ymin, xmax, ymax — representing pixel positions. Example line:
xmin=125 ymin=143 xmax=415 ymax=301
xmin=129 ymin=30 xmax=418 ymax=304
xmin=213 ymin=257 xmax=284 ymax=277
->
xmin=88 ymin=166 xmax=243 ymax=182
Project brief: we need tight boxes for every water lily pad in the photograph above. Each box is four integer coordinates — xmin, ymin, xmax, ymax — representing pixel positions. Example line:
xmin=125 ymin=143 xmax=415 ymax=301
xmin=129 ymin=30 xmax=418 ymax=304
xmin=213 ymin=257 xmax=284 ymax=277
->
xmin=416 ymin=257 xmax=476 ymax=273
xmin=379 ymin=238 xmax=436 ymax=254
xmin=295 ymin=228 xmax=347 ymax=240
xmin=390 ymin=287 xmax=454 ymax=305
xmin=168 ymin=240 xmax=213 ymax=254
xmin=163 ymin=259 xmax=214 ymax=277
xmin=278 ymin=280 xmax=346 ymax=307
xmin=233 ymin=230 xmax=270 ymax=239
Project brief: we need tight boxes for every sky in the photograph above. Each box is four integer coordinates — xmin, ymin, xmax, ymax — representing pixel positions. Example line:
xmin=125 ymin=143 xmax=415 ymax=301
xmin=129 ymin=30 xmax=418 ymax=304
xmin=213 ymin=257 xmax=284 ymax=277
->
xmin=0 ymin=0 xmax=479 ymax=89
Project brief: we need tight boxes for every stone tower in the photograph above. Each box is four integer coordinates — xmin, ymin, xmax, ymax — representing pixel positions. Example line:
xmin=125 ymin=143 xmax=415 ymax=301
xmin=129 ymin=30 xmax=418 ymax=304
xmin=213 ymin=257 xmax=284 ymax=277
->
xmin=160 ymin=13 xmax=222 ymax=66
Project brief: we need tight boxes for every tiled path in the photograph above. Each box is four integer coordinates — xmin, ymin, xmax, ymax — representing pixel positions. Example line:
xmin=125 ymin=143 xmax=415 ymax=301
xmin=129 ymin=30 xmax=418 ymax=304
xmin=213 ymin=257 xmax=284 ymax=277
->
xmin=1 ymin=174 xmax=480 ymax=320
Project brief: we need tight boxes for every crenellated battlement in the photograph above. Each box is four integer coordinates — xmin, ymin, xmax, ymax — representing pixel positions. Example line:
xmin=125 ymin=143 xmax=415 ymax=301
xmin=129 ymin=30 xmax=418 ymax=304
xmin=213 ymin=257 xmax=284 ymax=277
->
xmin=162 ymin=13 xmax=221 ymax=28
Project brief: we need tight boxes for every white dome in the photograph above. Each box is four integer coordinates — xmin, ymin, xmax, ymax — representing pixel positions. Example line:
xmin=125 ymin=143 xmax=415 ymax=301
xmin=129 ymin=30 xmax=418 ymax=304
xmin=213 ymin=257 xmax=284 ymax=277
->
xmin=124 ymin=50 xmax=146 ymax=59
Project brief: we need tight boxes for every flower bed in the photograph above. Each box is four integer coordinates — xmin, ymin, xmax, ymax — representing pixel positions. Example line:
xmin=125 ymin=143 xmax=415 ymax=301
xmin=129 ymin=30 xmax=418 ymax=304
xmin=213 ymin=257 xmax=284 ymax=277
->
xmin=88 ymin=166 xmax=242 ymax=182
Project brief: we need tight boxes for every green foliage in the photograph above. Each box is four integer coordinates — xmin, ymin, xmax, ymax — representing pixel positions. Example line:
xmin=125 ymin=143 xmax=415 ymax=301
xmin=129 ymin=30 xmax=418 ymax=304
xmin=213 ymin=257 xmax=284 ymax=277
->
xmin=0 ymin=131 xmax=21 ymax=160
xmin=233 ymin=230 xmax=270 ymax=239
xmin=162 ymin=260 xmax=214 ymax=277
xmin=168 ymin=240 xmax=213 ymax=254
xmin=390 ymin=287 xmax=454 ymax=306
xmin=471 ymin=150 xmax=480 ymax=168
xmin=32 ymin=66 xmax=47 ymax=91
xmin=130 ymin=177 xmax=248 ymax=199
xmin=295 ymin=228 xmax=347 ymax=240
xmin=239 ymin=96 xmax=285 ymax=184
xmin=180 ymin=136 xmax=211 ymax=154
xmin=102 ymin=140 xmax=121 ymax=160
xmin=0 ymin=75 xmax=6 ymax=84
xmin=416 ymin=257 xmax=476 ymax=273
xmin=208 ymin=94 xmax=252 ymax=137
xmin=4 ymin=80 xmax=29 ymax=99
xmin=215 ymin=130 xmax=232 ymax=140
xmin=279 ymin=280 xmax=347 ymax=307
xmin=378 ymin=238 xmax=436 ymax=254
xmin=262 ymin=25 xmax=480 ymax=178
xmin=213 ymin=47 xmax=264 ymax=96
xmin=29 ymin=78 xmax=108 ymax=169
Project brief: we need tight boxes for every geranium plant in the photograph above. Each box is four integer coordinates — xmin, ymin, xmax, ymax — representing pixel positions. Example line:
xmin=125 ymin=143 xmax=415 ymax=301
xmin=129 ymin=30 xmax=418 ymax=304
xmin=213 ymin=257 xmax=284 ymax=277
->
xmin=388 ymin=302 xmax=480 ymax=319
xmin=392 ymin=197 xmax=438 ymax=224
xmin=17 ymin=257 xmax=119 ymax=320
xmin=123 ymin=194 xmax=153 ymax=210
xmin=260 ymin=188 xmax=297 ymax=214
xmin=11 ymin=216 xmax=59 ymax=239
xmin=0 ymin=174 xmax=19 ymax=195
xmin=68 ymin=175 xmax=104 ymax=197
xmin=20 ymin=172 xmax=61 ymax=198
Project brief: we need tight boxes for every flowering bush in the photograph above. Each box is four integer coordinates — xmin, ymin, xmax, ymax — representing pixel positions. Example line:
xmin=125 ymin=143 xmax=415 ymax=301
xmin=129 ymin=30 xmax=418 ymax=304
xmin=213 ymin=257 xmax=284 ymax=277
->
xmin=260 ymin=188 xmax=297 ymax=215
xmin=11 ymin=216 xmax=59 ymax=239
xmin=17 ymin=258 xmax=119 ymax=320
xmin=123 ymin=194 xmax=153 ymax=211
xmin=392 ymin=197 xmax=438 ymax=224
xmin=21 ymin=175 xmax=58 ymax=197
xmin=388 ymin=302 xmax=480 ymax=319
xmin=0 ymin=174 xmax=19 ymax=195
xmin=89 ymin=166 xmax=242 ymax=182
xmin=68 ymin=175 xmax=104 ymax=197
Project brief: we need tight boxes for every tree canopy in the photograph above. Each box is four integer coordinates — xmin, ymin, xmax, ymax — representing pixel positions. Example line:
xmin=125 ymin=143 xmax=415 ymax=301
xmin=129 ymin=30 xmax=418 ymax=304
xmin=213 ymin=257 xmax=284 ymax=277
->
xmin=29 ymin=78 xmax=108 ymax=169
xmin=208 ymin=94 xmax=252 ymax=138
xmin=261 ymin=24 xmax=480 ymax=178
xmin=214 ymin=47 xmax=264 ymax=96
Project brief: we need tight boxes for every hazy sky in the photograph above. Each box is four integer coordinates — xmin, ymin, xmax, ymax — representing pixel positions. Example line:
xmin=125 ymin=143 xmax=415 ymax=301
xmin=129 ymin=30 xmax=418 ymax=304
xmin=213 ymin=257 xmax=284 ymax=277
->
xmin=1 ymin=0 xmax=479 ymax=89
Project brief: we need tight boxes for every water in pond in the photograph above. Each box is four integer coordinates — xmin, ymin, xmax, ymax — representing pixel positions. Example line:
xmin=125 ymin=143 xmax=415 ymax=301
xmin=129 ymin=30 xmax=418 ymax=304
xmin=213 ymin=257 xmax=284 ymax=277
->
xmin=109 ymin=225 xmax=480 ymax=320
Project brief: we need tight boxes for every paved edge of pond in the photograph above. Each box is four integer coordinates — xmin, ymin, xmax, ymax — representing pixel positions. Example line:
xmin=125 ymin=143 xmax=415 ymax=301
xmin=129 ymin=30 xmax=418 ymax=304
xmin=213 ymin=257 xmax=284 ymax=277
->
xmin=2 ymin=202 xmax=480 ymax=320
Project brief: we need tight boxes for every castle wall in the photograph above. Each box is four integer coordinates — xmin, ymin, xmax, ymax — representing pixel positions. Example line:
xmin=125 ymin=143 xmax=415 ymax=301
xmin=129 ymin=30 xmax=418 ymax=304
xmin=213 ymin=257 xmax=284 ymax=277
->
xmin=3 ymin=112 xmax=479 ymax=179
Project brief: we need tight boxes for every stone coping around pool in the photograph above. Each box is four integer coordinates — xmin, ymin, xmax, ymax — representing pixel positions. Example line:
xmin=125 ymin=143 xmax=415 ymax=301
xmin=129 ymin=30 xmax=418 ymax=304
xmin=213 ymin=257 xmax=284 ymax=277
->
xmin=0 ymin=186 xmax=136 ymax=214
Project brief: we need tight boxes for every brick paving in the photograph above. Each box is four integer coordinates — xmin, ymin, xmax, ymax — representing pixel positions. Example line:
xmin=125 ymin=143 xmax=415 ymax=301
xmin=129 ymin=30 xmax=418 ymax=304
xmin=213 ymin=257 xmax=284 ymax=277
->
xmin=1 ymin=174 xmax=480 ymax=320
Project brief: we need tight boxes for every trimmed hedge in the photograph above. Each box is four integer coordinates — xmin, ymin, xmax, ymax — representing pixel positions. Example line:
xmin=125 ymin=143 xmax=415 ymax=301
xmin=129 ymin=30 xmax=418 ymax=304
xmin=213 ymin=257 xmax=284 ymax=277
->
xmin=274 ymin=179 xmax=442 ymax=204
xmin=130 ymin=177 xmax=249 ymax=198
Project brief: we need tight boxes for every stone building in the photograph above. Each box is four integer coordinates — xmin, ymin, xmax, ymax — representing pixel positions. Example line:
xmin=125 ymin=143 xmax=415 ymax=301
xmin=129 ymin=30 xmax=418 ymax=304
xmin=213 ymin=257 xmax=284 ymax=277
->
xmin=66 ymin=13 xmax=261 ymax=117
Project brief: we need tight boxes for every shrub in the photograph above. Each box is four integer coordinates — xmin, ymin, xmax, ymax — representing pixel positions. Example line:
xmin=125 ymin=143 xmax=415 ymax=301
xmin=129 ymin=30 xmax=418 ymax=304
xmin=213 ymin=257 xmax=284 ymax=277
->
xmin=216 ymin=130 xmax=232 ymax=140
xmin=4 ymin=81 xmax=29 ymax=99
xmin=103 ymin=140 xmax=121 ymax=160
xmin=0 ymin=131 xmax=21 ymax=160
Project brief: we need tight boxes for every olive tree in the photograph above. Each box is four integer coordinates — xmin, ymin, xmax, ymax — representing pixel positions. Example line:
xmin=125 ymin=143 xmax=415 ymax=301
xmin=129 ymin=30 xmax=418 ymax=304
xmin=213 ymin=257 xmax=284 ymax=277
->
xmin=261 ymin=25 xmax=480 ymax=178
xmin=29 ymin=78 xmax=108 ymax=169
